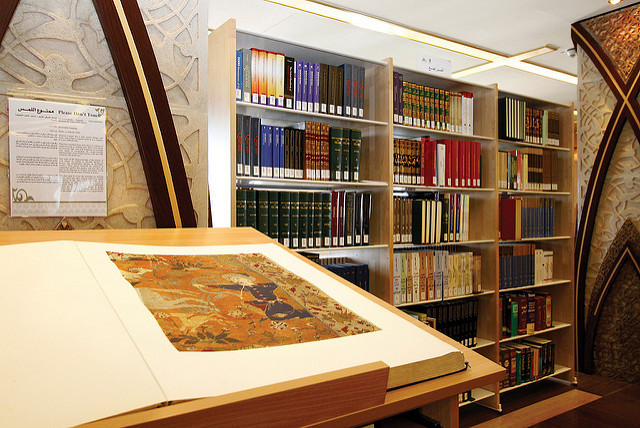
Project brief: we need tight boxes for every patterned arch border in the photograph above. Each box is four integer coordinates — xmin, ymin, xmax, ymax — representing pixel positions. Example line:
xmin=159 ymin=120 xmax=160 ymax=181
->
xmin=0 ymin=0 xmax=197 ymax=228
xmin=572 ymin=5 xmax=640 ymax=371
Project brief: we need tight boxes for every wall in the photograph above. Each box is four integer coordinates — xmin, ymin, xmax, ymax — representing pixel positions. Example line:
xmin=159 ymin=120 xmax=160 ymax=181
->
xmin=0 ymin=0 xmax=208 ymax=229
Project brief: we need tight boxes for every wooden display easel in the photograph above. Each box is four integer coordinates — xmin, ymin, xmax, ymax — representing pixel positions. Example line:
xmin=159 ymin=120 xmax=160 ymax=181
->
xmin=0 ymin=227 xmax=503 ymax=427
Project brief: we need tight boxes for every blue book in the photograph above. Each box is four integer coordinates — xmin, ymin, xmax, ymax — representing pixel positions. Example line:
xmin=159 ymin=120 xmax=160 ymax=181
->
xmin=308 ymin=62 xmax=315 ymax=113
xmin=261 ymin=125 xmax=273 ymax=177
xmin=279 ymin=127 xmax=285 ymax=179
xmin=295 ymin=61 xmax=303 ymax=111
xmin=313 ymin=63 xmax=320 ymax=114
xmin=235 ymin=50 xmax=243 ymax=101
xmin=302 ymin=62 xmax=309 ymax=112
xmin=273 ymin=126 xmax=281 ymax=178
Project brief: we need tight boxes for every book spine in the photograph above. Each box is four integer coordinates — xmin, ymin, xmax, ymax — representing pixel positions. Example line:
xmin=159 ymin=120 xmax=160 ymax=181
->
xmin=284 ymin=57 xmax=295 ymax=109
xmin=276 ymin=52 xmax=285 ymax=108
xmin=241 ymin=48 xmax=252 ymax=103
xmin=307 ymin=62 xmax=315 ymax=113
xmin=362 ymin=192 xmax=371 ymax=245
xmin=236 ymin=114 xmax=244 ymax=176
xmin=279 ymin=191 xmax=290 ymax=247
xmin=321 ymin=192 xmax=331 ymax=247
xmin=250 ymin=117 xmax=261 ymax=177
xmin=257 ymin=190 xmax=269 ymax=235
xmin=313 ymin=63 xmax=320 ymax=114
xmin=272 ymin=126 xmax=281 ymax=179
xmin=235 ymin=50 xmax=243 ymax=101
xmin=236 ymin=188 xmax=246 ymax=227
xmin=246 ymin=189 xmax=257 ymax=229
xmin=267 ymin=51 xmax=276 ymax=106
xmin=341 ymin=64 xmax=352 ymax=117
xmin=335 ymin=65 xmax=344 ymax=116
xmin=258 ymin=49 xmax=267 ymax=105
xmin=357 ymin=65 xmax=365 ymax=118
xmin=295 ymin=61 xmax=303 ymax=111
xmin=268 ymin=191 xmax=279 ymax=240
xmin=243 ymin=115 xmax=251 ymax=176
xmin=250 ymin=48 xmax=260 ymax=104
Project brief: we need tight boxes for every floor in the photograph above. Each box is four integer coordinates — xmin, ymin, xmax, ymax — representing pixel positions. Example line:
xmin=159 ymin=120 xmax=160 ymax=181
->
xmin=373 ymin=373 xmax=639 ymax=428
xmin=458 ymin=372 xmax=640 ymax=428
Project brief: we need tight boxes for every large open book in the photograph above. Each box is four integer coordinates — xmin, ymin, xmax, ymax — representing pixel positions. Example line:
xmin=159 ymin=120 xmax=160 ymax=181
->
xmin=2 ymin=240 xmax=465 ymax=427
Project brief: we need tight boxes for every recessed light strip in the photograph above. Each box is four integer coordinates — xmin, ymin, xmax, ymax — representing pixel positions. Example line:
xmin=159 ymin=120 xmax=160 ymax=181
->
xmin=266 ymin=0 xmax=577 ymax=85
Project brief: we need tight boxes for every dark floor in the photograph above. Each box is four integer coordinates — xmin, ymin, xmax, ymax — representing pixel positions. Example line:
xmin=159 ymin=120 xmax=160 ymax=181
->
xmin=459 ymin=372 xmax=640 ymax=428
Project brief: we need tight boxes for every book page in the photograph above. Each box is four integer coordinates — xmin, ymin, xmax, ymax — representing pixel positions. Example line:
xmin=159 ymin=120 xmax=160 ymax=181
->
xmin=77 ymin=241 xmax=465 ymax=401
xmin=0 ymin=241 xmax=165 ymax=428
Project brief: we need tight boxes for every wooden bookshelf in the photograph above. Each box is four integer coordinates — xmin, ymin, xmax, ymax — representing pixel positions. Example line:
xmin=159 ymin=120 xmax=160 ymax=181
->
xmin=209 ymin=19 xmax=575 ymax=415
xmin=497 ymin=91 xmax=576 ymax=397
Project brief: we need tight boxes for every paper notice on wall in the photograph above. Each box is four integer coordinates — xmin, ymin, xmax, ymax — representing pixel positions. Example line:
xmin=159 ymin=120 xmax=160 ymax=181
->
xmin=9 ymin=98 xmax=107 ymax=217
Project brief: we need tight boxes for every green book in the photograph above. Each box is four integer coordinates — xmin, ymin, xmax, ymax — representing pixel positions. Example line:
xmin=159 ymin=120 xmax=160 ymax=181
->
xmin=257 ymin=191 xmax=269 ymax=235
xmin=268 ymin=191 xmax=279 ymax=240
xmin=313 ymin=192 xmax=323 ymax=248
xmin=330 ymin=127 xmax=342 ymax=181
xmin=290 ymin=191 xmax=300 ymax=249
xmin=350 ymin=129 xmax=361 ymax=182
xmin=341 ymin=128 xmax=351 ymax=182
xmin=321 ymin=192 xmax=331 ymax=247
xmin=245 ymin=189 xmax=257 ymax=229
xmin=279 ymin=191 xmax=291 ymax=247
xmin=236 ymin=188 xmax=246 ymax=227
xmin=299 ymin=192 xmax=309 ymax=249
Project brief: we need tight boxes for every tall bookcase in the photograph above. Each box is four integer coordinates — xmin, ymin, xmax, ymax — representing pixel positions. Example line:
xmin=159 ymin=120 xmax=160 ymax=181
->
xmin=208 ymin=19 xmax=394 ymax=299
xmin=208 ymin=19 xmax=575 ymax=413
xmin=496 ymin=92 xmax=576 ymax=399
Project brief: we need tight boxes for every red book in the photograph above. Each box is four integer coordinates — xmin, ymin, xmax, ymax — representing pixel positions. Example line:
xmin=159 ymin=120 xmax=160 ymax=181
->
xmin=465 ymin=141 xmax=472 ymax=188
xmin=424 ymin=137 xmax=436 ymax=186
xmin=450 ymin=139 xmax=458 ymax=187
xmin=331 ymin=191 xmax=339 ymax=247
xmin=420 ymin=137 xmax=427 ymax=185
xmin=473 ymin=141 xmax=480 ymax=187
xmin=460 ymin=140 xmax=467 ymax=187
xmin=500 ymin=197 xmax=522 ymax=240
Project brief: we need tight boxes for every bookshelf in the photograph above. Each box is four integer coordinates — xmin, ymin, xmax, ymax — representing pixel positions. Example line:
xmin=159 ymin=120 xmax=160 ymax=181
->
xmin=497 ymin=92 xmax=576 ymax=398
xmin=209 ymin=19 xmax=575 ymax=414
xmin=208 ymin=19 xmax=394 ymax=301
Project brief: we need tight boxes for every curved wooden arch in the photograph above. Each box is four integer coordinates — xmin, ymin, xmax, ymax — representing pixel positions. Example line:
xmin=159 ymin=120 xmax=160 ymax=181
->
xmin=0 ymin=0 xmax=196 ymax=228
xmin=572 ymin=9 xmax=640 ymax=371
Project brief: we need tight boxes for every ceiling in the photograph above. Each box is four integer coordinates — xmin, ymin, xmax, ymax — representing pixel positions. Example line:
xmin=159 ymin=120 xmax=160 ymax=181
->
xmin=208 ymin=0 xmax=632 ymax=106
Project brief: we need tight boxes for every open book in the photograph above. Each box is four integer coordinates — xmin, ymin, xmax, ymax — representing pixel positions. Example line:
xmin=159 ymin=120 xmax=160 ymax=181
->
xmin=2 ymin=240 xmax=465 ymax=427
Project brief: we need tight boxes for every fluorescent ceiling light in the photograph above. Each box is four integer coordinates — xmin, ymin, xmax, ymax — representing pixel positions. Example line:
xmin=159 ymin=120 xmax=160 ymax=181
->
xmin=266 ymin=0 xmax=577 ymax=85
xmin=609 ymin=0 xmax=622 ymax=5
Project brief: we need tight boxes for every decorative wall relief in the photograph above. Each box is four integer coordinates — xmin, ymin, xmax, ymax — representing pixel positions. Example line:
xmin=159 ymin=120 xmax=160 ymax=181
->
xmin=0 ymin=0 xmax=207 ymax=229
xmin=572 ymin=4 xmax=640 ymax=371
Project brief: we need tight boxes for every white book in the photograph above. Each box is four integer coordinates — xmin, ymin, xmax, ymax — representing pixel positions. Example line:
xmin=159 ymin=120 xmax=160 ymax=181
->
xmin=436 ymin=142 xmax=446 ymax=187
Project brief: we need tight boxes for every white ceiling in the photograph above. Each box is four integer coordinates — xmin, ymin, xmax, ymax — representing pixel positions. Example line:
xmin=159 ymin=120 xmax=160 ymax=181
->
xmin=208 ymin=0 xmax=631 ymax=105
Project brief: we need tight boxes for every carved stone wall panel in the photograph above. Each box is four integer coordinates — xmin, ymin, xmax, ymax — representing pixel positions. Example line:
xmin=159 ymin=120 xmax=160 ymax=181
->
xmin=0 ymin=0 xmax=207 ymax=230
xmin=585 ymin=122 xmax=640 ymax=318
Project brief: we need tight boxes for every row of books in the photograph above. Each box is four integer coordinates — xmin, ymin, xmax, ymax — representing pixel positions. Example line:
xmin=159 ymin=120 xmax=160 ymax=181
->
xmin=235 ymin=48 xmax=365 ymax=118
xmin=322 ymin=261 xmax=370 ymax=293
xmin=236 ymin=115 xmax=362 ymax=181
xmin=498 ymin=96 xmax=560 ymax=145
xmin=393 ymin=250 xmax=481 ymax=305
xmin=500 ymin=338 xmax=556 ymax=388
xmin=498 ymin=149 xmax=559 ymax=191
xmin=393 ymin=194 xmax=470 ymax=245
xmin=499 ymin=197 xmax=556 ymax=241
xmin=393 ymin=137 xmax=482 ymax=188
xmin=392 ymin=72 xmax=474 ymax=135
xmin=403 ymin=298 xmax=479 ymax=348
xmin=501 ymin=292 xmax=552 ymax=338
xmin=499 ymin=244 xmax=554 ymax=290
xmin=236 ymin=189 xmax=371 ymax=249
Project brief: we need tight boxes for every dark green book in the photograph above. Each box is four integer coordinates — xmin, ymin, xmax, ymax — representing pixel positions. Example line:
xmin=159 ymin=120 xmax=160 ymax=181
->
xmin=299 ymin=192 xmax=309 ymax=249
xmin=341 ymin=128 xmax=351 ymax=182
xmin=313 ymin=192 xmax=322 ymax=248
xmin=279 ymin=192 xmax=291 ymax=247
xmin=330 ymin=127 xmax=342 ymax=181
xmin=245 ymin=189 xmax=257 ymax=229
xmin=236 ymin=188 xmax=247 ymax=227
xmin=321 ymin=192 xmax=331 ymax=247
xmin=268 ymin=191 xmax=279 ymax=240
xmin=257 ymin=190 xmax=269 ymax=235
xmin=290 ymin=191 xmax=300 ymax=249
xmin=350 ymin=129 xmax=362 ymax=182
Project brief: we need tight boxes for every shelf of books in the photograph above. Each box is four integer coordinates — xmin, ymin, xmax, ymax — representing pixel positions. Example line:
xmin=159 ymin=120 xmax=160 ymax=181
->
xmin=209 ymin=19 xmax=393 ymax=300
xmin=497 ymin=91 xmax=576 ymax=397
xmin=390 ymin=66 xmax=500 ymax=410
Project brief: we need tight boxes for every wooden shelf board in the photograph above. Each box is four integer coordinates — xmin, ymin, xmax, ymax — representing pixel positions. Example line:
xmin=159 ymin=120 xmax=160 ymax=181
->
xmin=498 ymin=189 xmax=571 ymax=196
xmin=297 ymin=244 xmax=388 ymax=254
xmin=236 ymin=101 xmax=387 ymax=127
xmin=499 ymin=365 xmax=571 ymax=394
xmin=394 ymin=185 xmax=495 ymax=193
xmin=500 ymin=236 xmax=572 ymax=243
xmin=237 ymin=177 xmax=388 ymax=191
xmin=393 ymin=123 xmax=494 ymax=141
xmin=459 ymin=388 xmax=495 ymax=407
xmin=394 ymin=239 xmax=496 ymax=249
xmin=395 ymin=290 xmax=494 ymax=308
xmin=472 ymin=338 xmax=495 ymax=350
xmin=499 ymin=322 xmax=571 ymax=344
xmin=499 ymin=279 xmax=571 ymax=293
xmin=498 ymin=139 xmax=571 ymax=152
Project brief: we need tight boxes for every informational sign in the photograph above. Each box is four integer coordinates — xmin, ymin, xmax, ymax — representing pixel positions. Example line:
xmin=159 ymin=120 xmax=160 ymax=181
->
xmin=417 ymin=54 xmax=452 ymax=77
xmin=9 ymin=98 xmax=107 ymax=217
